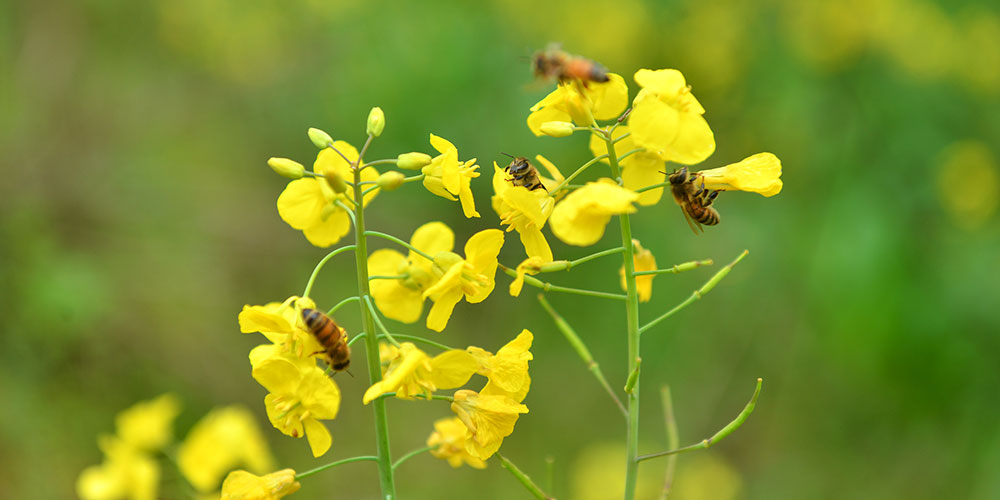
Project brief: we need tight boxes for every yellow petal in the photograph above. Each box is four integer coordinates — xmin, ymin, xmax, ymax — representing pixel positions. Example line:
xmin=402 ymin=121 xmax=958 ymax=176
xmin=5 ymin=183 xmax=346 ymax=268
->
xmin=303 ymin=419 xmax=331 ymax=457
xmin=115 ymin=393 xmax=181 ymax=452
xmin=252 ymin=359 xmax=300 ymax=396
xmin=664 ymin=111 xmax=715 ymax=165
xmin=429 ymin=350 xmax=479 ymax=389
xmin=410 ymin=222 xmax=455 ymax=259
xmin=628 ymin=96 xmax=680 ymax=154
xmin=221 ymin=469 xmax=300 ymax=500
xmin=620 ymin=240 xmax=657 ymax=302
xmin=699 ymin=153 xmax=783 ymax=196
xmin=519 ymin=226 xmax=553 ymax=263
xmin=633 ymin=68 xmax=687 ymax=96
xmin=534 ymin=155 xmax=565 ymax=186
xmin=464 ymin=229 xmax=504 ymax=276
xmin=238 ymin=303 xmax=290 ymax=335
xmin=587 ymin=73 xmax=629 ymax=120
xmin=621 ymin=152 xmax=667 ymax=206
xmin=549 ymin=182 xmax=638 ymax=246
xmin=276 ymin=179 xmax=325 ymax=230
xmin=526 ymin=105 xmax=571 ymax=137
xmin=429 ymin=133 xmax=456 ymax=155
xmin=426 ymin=288 xmax=464 ymax=332
xmin=301 ymin=209 xmax=351 ymax=248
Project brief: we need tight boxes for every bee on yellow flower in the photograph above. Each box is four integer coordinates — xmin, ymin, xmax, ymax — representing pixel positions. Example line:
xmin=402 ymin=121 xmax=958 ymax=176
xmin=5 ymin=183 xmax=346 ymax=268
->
xmin=491 ymin=159 xmax=559 ymax=262
xmin=421 ymin=134 xmax=481 ymax=218
xmin=368 ymin=222 xmax=453 ymax=324
xmin=362 ymin=342 xmax=478 ymax=403
xmin=422 ymin=229 xmax=505 ymax=332
xmin=239 ymin=296 xmax=323 ymax=360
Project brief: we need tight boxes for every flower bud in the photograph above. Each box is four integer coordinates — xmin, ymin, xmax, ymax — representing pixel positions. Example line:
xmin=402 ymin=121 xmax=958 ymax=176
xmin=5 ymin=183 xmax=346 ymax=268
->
xmin=324 ymin=171 xmax=348 ymax=194
xmin=396 ymin=152 xmax=432 ymax=170
xmin=267 ymin=157 xmax=305 ymax=179
xmin=366 ymin=107 xmax=385 ymax=137
xmin=539 ymin=121 xmax=575 ymax=138
xmin=308 ymin=127 xmax=334 ymax=149
xmin=376 ymin=171 xmax=405 ymax=191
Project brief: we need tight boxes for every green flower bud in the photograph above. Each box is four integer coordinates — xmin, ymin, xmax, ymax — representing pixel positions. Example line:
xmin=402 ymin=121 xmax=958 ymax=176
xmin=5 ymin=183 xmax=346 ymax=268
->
xmin=267 ymin=157 xmax=305 ymax=179
xmin=396 ymin=152 xmax=432 ymax=170
xmin=324 ymin=171 xmax=348 ymax=194
xmin=366 ymin=107 xmax=385 ymax=137
xmin=376 ymin=171 xmax=405 ymax=191
xmin=308 ymin=127 xmax=334 ymax=149
xmin=539 ymin=121 xmax=575 ymax=138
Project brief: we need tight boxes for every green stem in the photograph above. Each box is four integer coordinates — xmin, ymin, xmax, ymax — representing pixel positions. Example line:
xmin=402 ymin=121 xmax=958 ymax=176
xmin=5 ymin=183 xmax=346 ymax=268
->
xmin=549 ymin=154 xmax=608 ymax=193
xmin=500 ymin=265 xmax=627 ymax=301
xmin=302 ymin=245 xmax=358 ymax=298
xmin=327 ymin=296 xmax=360 ymax=315
xmin=347 ymin=333 xmax=366 ymax=347
xmin=403 ymin=174 xmax=425 ymax=183
xmin=364 ymin=231 xmax=434 ymax=261
xmin=369 ymin=275 xmax=409 ymax=281
xmin=634 ymin=180 xmax=671 ymax=194
xmin=351 ymin=149 xmax=397 ymax=500
xmin=537 ymin=247 xmax=625 ymax=273
xmin=378 ymin=334 xmax=455 ymax=351
xmin=617 ymin=147 xmax=643 ymax=164
xmin=364 ymin=296 xmax=401 ymax=347
xmin=364 ymin=158 xmax=399 ymax=168
xmin=294 ymin=455 xmax=379 ymax=481
xmin=639 ymin=250 xmax=748 ymax=335
xmin=638 ymin=378 xmax=762 ymax=462
xmin=537 ymin=294 xmax=626 ymax=418
xmin=659 ymin=385 xmax=678 ymax=500
xmin=496 ymin=454 xmax=555 ymax=500
xmin=633 ymin=259 xmax=714 ymax=276
xmin=392 ymin=446 xmax=436 ymax=470
xmin=614 ymin=131 xmax=632 ymax=143
xmin=335 ymin=200 xmax=357 ymax=226
xmin=604 ymin=132 xmax=642 ymax=500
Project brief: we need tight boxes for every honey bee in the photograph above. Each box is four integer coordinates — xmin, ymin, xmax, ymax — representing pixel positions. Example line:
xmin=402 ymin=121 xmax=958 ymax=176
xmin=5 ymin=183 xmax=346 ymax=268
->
xmin=502 ymin=153 xmax=547 ymax=192
xmin=666 ymin=167 xmax=720 ymax=234
xmin=532 ymin=44 xmax=610 ymax=85
xmin=301 ymin=308 xmax=351 ymax=373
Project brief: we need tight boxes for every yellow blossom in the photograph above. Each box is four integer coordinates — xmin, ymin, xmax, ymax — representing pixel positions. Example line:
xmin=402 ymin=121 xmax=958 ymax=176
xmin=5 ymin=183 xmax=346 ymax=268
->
xmin=422 ymin=229 xmax=505 ymax=332
xmin=527 ymin=74 xmax=629 ymax=135
xmin=221 ymin=469 xmax=300 ymax=500
xmin=426 ymin=417 xmax=487 ymax=469
xmin=628 ymin=69 xmax=715 ymax=165
xmin=178 ymin=406 xmax=276 ymax=493
xmin=491 ymin=160 xmax=556 ymax=262
xmin=239 ymin=296 xmax=322 ymax=360
xmin=363 ymin=342 xmax=478 ymax=403
xmin=697 ymin=153 xmax=783 ymax=196
xmin=421 ymin=134 xmax=481 ymax=218
xmin=467 ymin=330 xmax=533 ymax=403
xmin=451 ymin=389 xmax=528 ymax=461
xmin=508 ymin=257 xmax=544 ymax=297
xmin=620 ymin=240 xmax=657 ymax=302
xmin=368 ymin=221 xmax=453 ymax=323
xmin=114 ymin=393 xmax=181 ymax=452
xmin=276 ymin=143 xmax=380 ymax=247
xmin=77 ymin=435 xmax=159 ymax=500
xmin=550 ymin=180 xmax=638 ymax=246
xmin=589 ymin=126 xmax=670 ymax=206
xmin=252 ymin=357 xmax=340 ymax=457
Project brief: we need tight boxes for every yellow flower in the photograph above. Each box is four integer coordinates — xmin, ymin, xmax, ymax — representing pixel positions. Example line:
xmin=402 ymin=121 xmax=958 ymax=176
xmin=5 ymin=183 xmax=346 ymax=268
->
xmin=221 ymin=469 xmax=300 ymax=500
xmin=422 ymin=229 xmax=505 ymax=332
xmin=178 ymin=406 xmax=276 ymax=493
xmin=252 ymin=357 xmax=340 ymax=457
xmin=276 ymin=143 xmax=379 ymax=247
xmin=550 ymin=180 xmax=638 ymax=246
xmin=628 ymin=69 xmax=715 ymax=165
xmin=589 ymin=126 xmax=670 ymax=206
xmin=491 ymin=161 xmax=556 ymax=262
xmin=467 ymin=330 xmax=533 ymax=403
xmin=527 ymin=74 xmax=629 ymax=135
xmin=368 ymin=222 xmax=453 ymax=324
xmin=426 ymin=417 xmax=487 ymax=469
xmin=77 ymin=435 xmax=160 ymax=500
xmin=421 ymin=134 xmax=481 ymax=218
xmin=508 ymin=256 xmax=544 ymax=297
xmin=451 ymin=389 xmax=528 ymax=460
xmin=363 ymin=342 xmax=478 ymax=403
xmin=697 ymin=153 xmax=783 ymax=196
xmin=239 ymin=296 xmax=322 ymax=360
xmin=114 ymin=393 xmax=181 ymax=452
xmin=620 ymin=240 xmax=657 ymax=302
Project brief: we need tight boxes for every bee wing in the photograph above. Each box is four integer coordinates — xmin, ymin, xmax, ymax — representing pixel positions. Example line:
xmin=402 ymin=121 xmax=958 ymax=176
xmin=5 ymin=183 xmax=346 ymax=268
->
xmin=679 ymin=204 xmax=703 ymax=235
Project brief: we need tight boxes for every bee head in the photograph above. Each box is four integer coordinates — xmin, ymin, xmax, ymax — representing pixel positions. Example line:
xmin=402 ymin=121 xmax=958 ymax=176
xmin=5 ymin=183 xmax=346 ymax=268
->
xmin=505 ymin=156 xmax=531 ymax=175
xmin=667 ymin=167 xmax=689 ymax=185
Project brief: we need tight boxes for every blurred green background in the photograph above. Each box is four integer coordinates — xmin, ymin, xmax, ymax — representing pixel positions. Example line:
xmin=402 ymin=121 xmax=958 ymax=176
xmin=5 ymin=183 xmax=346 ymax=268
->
xmin=3 ymin=0 xmax=999 ymax=498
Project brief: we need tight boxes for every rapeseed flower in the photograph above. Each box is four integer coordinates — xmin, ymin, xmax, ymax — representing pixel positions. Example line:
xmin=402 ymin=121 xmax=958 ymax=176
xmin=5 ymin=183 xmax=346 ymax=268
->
xmin=239 ymin=296 xmax=322 ymax=360
xmin=491 ymin=161 xmax=556 ymax=262
xmin=467 ymin=330 xmax=533 ymax=403
xmin=277 ymin=142 xmax=379 ymax=247
xmin=178 ymin=406 xmax=276 ymax=493
xmin=620 ymin=240 xmax=656 ymax=302
xmin=77 ymin=435 xmax=160 ymax=500
xmin=628 ymin=69 xmax=715 ymax=165
xmin=451 ymin=390 xmax=528 ymax=461
xmin=421 ymin=134 xmax=480 ymax=218
xmin=550 ymin=180 xmax=638 ymax=246
xmin=368 ymin=222 xmax=453 ymax=324
xmin=251 ymin=356 xmax=340 ymax=457
xmin=527 ymin=74 xmax=629 ymax=135
xmin=221 ymin=469 xmax=300 ymax=500
xmin=508 ymin=256 xmax=544 ymax=297
xmin=362 ymin=342 xmax=478 ymax=403
xmin=696 ymin=153 xmax=783 ymax=196
xmin=114 ymin=393 xmax=181 ymax=452
xmin=422 ymin=229 xmax=504 ymax=332
xmin=589 ymin=126 xmax=670 ymax=206
xmin=426 ymin=417 xmax=487 ymax=469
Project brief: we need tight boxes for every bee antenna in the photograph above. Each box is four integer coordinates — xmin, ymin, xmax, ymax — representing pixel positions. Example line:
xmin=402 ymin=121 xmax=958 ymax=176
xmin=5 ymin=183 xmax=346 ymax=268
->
xmin=346 ymin=369 xmax=354 ymax=378
xmin=500 ymin=152 xmax=515 ymax=159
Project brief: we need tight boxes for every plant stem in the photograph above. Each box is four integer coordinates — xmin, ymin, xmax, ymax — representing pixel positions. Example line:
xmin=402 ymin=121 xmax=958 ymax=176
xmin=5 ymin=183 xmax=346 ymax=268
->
xmin=659 ymin=385 xmax=678 ymax=500
xmin=537 ymin=294 xmax=626 ymax=418
xmin=549 ymin=154 xmax=608 ymax=193
xmin=364 ymin=231 xmax=434 ymax=261
xmin=302 ymin=245 xmax=357 ymax=298
xmin=392 ymin=446 xmax=436 ymax=470
xmin=499 ymin=265 xmax=627 ymax=300
xmin=363 ymin=296 xmax=400 ymax=347
xmin=638 ymin=378 xmax=762 ymax=462
xmin=378 ymin=333 xmax=455 ymax=351
xmin=327 ymin=296 xmax=360 ymax=315
xmin=639 ymin=250 xmax=748 ymax=335
xmin=369 ymin=275 xmax=409 ymax=281
xmin=364 ymin=158 xmax=398 ymax=168
xmin=496 ymin=454 xmax=555 ymax=500
xmin=351 ymin=149 xmax=397 ymax=500
xmin=633 ymin=259 xmax=714 ymax=276
xmin=294 ymin=455 xmax=379 ymax=481
xmin=604 ymin=132 xmax=642 ymax=500
xmin=347 ymin=333 xmax=366 ymax=347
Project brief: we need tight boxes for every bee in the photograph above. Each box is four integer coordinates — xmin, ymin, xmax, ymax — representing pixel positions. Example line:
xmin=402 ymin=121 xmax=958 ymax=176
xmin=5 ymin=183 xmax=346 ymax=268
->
xmin=532 ymin=44 xmax=610 ymax=85
xmin=502 ymin=153 xmax=547 ymax=192
xmin=666 ymin=167 xmax=721 ymax=234
xmin=301 ymin=308 xmax=351 ymax=373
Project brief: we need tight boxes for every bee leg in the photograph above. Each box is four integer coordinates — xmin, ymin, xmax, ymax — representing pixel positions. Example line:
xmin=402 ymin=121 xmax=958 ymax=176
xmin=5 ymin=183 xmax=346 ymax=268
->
xmin=703 ymin=190 xmax=720 ymax=207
